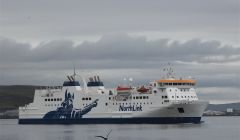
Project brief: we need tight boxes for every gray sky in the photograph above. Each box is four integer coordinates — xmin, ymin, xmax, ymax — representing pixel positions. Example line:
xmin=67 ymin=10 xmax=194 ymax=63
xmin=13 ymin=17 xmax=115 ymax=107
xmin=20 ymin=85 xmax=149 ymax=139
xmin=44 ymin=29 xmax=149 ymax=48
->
xmin=0 ymin=0 xmax=239 ymax=101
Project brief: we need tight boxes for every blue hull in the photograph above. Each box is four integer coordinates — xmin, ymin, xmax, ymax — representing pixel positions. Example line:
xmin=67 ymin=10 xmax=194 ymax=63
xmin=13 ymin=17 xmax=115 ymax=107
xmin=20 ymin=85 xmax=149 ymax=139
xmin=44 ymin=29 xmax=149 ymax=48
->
xmin=19 ymin=117 xmax=201 ymax=124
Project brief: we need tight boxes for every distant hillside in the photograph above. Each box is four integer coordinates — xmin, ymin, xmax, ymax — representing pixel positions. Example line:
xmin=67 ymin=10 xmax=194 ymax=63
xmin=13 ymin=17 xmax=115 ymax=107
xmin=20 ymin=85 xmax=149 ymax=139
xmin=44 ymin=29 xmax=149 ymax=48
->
xmin=0 ymin=85 xmax=37 ymax=112
xmin=206 ymin=103 xmax=240 ymax=112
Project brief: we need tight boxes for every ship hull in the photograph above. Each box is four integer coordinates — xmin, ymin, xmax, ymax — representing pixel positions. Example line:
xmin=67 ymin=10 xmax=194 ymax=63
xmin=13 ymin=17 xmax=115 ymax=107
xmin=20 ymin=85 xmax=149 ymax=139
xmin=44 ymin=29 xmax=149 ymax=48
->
xmin=18 ymin=117 xmax=201 ymax=124
xmin=19 ymin=101 xmax=208 ymax=124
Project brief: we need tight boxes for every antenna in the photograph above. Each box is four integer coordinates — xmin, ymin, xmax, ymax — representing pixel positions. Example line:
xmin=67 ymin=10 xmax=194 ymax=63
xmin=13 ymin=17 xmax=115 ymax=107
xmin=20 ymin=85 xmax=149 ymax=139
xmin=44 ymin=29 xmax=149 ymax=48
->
xmin=163 ymin=62 xmax=175 ymax=79
xmin=73 ymin=64 xmax=76 ymax=81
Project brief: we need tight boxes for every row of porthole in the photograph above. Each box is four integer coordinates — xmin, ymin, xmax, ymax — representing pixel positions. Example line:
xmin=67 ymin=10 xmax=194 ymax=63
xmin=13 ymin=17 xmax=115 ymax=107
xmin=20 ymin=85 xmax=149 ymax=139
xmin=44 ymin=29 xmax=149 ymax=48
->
xmin=172 ymin=95 xmax=197 ymax=98
xmin=132 ymin=96 xmax=149 ymax=100
xmin=45 ymin=104 xmax=60 ymax=107
xmin=159 ymin=89 xmax=191 ymax=92
xmin=162 ymin=96 xmax=168 ymax=99
xmin=44 ymin=98 xmax=62 ymax=102
xmin=110 ymin=96 xmax=150 ymax=100
xmin=112 ymin=102 xmax=152 ymax=105
xmin=170 ymin=89 xmax=190 ymax=92
xmin=82 ymin=97 xmax=92 ymax=101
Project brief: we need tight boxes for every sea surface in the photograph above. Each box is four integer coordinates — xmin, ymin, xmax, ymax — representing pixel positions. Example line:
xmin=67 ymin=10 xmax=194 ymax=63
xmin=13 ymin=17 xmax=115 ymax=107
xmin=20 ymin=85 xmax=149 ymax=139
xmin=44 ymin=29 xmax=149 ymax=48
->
xmin=0 ymin=117 xmax=240 ymax=140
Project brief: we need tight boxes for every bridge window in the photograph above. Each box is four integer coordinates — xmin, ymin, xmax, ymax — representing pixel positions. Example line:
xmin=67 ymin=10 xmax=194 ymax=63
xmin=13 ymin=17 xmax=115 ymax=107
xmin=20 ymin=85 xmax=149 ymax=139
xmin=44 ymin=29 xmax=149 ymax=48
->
xmin=45 ymin=99 xmax=47 ymax=101
xmin=89 ymin=97 xmax=91 ymax=100
xmin=51 ymin=99 xmax=53 ymax=101
xmin=54 ymin=98 xmax=56 ymax=101
xmin=140 ymin=96 xmax=142 ymax=99
xmin=136 ymin=96 xmax=139 ymax=99
xmin=105 ymin=103 xmax=108 ymax=106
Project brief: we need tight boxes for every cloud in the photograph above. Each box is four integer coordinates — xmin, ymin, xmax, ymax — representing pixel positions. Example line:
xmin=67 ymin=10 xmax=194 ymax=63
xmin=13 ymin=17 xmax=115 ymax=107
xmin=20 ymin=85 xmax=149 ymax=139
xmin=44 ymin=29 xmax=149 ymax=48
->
xmin=0 ymin=0 xmax=239 ymax=101
xmin=1 ymin=34 xmax=239 ymax=64
xmin=0 ymin=0 xmax=239 ymax=45
xmin=0 ymin=34 xmax=239 ymax=101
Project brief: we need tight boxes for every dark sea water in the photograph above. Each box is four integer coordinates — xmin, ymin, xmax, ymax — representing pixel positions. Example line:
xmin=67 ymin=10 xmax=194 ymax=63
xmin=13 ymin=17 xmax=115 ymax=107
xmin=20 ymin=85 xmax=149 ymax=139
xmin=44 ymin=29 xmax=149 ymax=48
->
xmin=0 ymin=117 xmax=240 ymax=140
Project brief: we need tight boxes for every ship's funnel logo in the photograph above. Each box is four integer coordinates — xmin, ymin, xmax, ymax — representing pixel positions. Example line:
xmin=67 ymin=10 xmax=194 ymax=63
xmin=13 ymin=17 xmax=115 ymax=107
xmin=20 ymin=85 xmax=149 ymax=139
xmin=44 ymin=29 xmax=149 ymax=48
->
xmin=43 ymin=89 xmax=98 ymax=119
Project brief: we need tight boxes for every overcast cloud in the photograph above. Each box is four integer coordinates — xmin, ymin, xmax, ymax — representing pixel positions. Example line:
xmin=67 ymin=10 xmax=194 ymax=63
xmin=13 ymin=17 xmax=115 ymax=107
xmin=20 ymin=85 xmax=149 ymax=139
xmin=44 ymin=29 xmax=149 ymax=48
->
xmin=0 ymin=0 xmax=239 ymax=101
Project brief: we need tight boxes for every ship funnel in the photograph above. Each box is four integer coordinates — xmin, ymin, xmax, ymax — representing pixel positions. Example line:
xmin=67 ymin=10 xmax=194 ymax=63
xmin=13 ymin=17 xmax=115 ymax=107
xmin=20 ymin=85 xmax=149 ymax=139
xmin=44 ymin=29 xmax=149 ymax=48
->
xmin=67 ymin=76 xmax=72 ymax=82
xmin=70 ymin=76 xmax=75 ymax=81
xmin=89 ymin=77 xmax=93 ymax=82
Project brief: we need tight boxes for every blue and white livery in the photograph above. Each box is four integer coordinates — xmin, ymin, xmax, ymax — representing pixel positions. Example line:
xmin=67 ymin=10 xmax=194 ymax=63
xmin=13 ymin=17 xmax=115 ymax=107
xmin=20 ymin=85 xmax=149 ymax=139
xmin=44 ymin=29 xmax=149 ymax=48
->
xmin=19 ymin=70 xmax=208 ymax=124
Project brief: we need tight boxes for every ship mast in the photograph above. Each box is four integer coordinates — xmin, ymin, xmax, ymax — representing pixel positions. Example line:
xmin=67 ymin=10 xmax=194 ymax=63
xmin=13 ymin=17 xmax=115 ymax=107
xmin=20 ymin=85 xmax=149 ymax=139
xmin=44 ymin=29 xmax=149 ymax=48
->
xmin=163 ymin=63 xmax=175 ymax=79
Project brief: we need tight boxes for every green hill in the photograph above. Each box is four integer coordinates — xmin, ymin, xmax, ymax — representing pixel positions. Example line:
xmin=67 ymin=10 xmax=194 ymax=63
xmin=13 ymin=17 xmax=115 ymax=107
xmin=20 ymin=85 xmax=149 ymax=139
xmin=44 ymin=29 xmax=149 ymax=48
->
xmin=0 ymin=85 xmax=37 ymax=112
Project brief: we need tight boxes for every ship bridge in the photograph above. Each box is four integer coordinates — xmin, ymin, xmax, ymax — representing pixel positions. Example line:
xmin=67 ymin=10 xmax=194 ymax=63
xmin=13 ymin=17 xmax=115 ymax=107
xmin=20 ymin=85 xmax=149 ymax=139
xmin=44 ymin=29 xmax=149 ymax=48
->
xmin=157 ymin=79 xmax=196 ymax=87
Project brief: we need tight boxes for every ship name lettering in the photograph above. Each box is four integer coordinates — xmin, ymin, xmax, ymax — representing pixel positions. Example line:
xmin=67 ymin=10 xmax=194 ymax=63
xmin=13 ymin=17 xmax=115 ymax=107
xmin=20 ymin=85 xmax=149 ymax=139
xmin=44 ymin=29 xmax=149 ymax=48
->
xmin=119 ymin=105 xmax=142 ymax=111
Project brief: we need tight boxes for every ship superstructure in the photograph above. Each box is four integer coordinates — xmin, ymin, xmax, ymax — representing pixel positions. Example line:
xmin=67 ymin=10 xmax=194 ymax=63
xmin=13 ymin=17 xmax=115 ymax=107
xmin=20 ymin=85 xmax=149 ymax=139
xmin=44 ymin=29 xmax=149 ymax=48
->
xmin=19 ymin=68 xmax=208 ymax=124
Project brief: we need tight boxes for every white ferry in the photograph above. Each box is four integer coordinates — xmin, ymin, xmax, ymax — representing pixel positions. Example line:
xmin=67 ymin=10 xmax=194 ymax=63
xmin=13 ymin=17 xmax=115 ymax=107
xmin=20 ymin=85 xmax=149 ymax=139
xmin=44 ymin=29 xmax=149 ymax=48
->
xmin=19 ymin=68 xmax=208 ymax=124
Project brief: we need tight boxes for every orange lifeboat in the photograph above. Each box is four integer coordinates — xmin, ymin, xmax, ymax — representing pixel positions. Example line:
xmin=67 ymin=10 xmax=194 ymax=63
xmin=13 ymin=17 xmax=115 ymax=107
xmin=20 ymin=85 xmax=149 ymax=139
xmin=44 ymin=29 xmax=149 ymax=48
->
xmin=137 ymin=86 xmax=149 ymax=93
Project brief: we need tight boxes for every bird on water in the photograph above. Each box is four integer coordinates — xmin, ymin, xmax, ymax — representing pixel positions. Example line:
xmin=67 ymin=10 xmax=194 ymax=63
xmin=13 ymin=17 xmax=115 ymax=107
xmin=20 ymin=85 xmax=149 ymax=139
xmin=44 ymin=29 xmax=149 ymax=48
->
xmin=95 ymin=129 xmax=112 ymax=140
